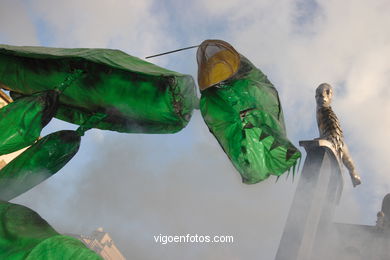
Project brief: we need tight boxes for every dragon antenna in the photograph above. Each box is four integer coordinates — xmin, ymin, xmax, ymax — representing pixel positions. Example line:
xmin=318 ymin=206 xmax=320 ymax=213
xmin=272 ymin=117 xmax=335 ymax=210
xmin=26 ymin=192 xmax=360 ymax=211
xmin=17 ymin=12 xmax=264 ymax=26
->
xmin=145 ymin=45 xmax=199 ymax=59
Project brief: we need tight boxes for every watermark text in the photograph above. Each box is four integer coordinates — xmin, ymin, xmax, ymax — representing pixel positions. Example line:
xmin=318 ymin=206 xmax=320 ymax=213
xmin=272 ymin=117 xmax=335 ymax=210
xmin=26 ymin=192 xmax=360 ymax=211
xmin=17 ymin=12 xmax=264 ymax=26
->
xmin=154 ymin=234 xmax=234 ymax=245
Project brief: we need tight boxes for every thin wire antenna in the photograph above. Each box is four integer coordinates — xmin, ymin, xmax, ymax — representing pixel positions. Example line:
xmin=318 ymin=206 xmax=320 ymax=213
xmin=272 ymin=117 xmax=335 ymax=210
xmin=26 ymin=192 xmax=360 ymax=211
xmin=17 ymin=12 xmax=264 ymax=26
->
xmin=145 ymin=45 xmax=199 ymax=59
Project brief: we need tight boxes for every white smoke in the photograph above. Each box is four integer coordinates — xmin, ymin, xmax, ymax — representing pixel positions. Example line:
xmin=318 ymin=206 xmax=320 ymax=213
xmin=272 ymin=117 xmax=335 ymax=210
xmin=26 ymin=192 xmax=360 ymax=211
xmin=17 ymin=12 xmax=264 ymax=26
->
xmin=1 ymin=0 xmax=389 ymax=258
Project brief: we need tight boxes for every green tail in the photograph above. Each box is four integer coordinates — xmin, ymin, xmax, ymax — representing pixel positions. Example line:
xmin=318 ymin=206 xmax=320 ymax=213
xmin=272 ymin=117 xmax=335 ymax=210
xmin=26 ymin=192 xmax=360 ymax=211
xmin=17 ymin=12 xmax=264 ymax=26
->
xmin=0 ymin=201 xmax=102 ymax=259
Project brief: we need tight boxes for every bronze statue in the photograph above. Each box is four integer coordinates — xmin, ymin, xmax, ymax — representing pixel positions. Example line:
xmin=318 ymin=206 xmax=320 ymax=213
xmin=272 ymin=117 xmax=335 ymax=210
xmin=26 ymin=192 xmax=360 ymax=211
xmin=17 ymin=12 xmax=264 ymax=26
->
xmin=315 ymin=83 xmax=361 ymax=187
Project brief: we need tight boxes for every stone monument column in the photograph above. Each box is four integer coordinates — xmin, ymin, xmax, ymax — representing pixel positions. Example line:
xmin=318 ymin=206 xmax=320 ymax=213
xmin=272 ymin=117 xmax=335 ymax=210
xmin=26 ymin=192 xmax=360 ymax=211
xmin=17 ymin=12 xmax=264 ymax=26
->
xmin=275 ymin=140 xmax=344 ymax=260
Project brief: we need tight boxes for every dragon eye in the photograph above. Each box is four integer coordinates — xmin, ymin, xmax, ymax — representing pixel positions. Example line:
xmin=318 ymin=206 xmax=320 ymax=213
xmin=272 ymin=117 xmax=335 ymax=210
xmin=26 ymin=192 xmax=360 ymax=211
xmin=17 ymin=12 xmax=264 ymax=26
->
xmin=197 ymin=40 xmax=240 ymax=90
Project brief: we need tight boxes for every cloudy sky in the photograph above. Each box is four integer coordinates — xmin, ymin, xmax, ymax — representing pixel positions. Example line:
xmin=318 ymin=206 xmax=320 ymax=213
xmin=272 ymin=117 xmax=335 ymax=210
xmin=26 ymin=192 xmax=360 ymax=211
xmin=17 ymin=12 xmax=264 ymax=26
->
xmin=2 ymin=0 xmax=390 ymax=259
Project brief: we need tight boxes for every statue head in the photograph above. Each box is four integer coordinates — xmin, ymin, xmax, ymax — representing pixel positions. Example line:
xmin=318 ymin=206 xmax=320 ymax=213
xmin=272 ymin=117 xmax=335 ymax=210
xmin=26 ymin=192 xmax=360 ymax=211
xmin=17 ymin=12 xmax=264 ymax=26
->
xmin=316 ymin=83 xmax=333 ymax=108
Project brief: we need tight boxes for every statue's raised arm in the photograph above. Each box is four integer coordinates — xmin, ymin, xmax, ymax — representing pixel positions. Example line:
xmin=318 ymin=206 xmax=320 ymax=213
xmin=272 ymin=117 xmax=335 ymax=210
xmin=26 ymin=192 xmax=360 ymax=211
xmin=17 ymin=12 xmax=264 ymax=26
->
xmin=315 ymin=83 xmax=361 ymax=187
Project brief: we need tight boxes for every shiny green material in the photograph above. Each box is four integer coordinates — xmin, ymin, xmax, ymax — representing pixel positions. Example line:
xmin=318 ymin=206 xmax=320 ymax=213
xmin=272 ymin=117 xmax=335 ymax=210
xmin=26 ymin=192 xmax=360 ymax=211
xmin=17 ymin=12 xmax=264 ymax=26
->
xmin=0 ymin=201 xmax=102 ymax=259
xmin=75 ymin=113 xmax=107 ymax=136
xmin=0 ymin=130 xmax=80 ymax=201
xmin=200 ymin=56 xmax=301 ymax=184
xmin=0 ymin=44 xmax=197 ymax=133
xmin=0 ymin=91 xmax=58 ymax=155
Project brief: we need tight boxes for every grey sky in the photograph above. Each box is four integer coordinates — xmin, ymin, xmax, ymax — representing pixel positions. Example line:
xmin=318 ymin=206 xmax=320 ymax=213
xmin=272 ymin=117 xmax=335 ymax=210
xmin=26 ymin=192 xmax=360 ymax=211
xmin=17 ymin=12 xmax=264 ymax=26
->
xmin=1 ymin=0 xmax=390 ymax=259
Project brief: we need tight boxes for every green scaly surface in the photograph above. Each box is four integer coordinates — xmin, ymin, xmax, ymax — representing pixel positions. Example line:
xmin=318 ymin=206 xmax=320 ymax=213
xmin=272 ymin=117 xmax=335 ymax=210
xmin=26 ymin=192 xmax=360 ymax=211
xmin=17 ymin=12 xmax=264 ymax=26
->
xmin=0 ymin=44 xmax=197 ymax=134
xmin=200 ymin=56 xmax=301 ymax=183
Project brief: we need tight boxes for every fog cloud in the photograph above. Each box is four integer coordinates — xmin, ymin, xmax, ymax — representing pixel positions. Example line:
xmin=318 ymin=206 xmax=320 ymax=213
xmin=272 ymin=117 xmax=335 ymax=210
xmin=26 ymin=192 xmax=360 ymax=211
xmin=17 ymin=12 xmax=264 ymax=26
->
xmin=3 ymin=0 xmax=390 ymax=258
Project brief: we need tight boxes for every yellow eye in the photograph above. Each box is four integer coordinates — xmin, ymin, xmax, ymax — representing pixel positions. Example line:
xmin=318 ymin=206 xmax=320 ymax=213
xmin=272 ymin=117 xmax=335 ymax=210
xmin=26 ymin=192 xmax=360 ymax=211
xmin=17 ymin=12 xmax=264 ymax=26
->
xmin=197 ymin=40 xmax=240 ymax=90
